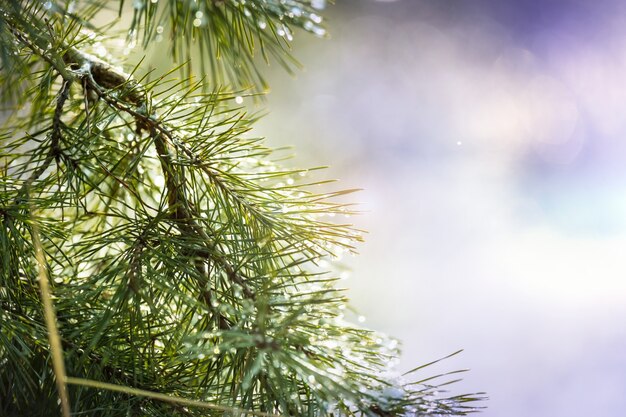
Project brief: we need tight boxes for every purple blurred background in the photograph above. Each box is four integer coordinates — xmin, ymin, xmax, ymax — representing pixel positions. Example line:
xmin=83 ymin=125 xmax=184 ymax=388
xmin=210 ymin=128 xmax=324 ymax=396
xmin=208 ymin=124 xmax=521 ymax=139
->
xmin=253 ymin=1 xmax=626 ymax=416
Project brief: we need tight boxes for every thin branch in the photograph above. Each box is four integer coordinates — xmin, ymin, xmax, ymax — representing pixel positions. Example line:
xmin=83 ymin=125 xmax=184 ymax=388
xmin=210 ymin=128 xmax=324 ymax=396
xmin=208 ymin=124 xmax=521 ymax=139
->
xmin=65 ymin=377 xmax=282 ymax=417
xmin=9 ymin=25 xmax=74 ymax=81
xmin=31 ymin=224 xmax=71 ymax=417
xmin=14 ymin=79 xmax=71 ymax=203
xmin=77 ymin=64 xmax=256 ymax=299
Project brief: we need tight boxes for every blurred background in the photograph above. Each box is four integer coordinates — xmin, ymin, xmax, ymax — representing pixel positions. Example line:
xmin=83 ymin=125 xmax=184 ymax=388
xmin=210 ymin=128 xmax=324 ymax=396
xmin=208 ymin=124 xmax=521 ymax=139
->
xmin=251 ymin=1 xmax=626 ymax=416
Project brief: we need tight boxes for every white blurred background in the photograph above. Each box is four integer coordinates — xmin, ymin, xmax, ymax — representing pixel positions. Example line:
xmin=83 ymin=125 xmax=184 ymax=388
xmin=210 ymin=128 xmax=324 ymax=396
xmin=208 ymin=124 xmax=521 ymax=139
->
xmin=252 ymin=1 xmax=626 ymax=416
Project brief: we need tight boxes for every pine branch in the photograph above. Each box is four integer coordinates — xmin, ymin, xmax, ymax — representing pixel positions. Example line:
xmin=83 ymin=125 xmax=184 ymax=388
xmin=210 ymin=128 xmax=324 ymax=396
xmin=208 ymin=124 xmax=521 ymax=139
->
xmin=70 ymin=55 xmax=257 ymax=300
xmin=0 ymin=1 xmax=485 ymax=416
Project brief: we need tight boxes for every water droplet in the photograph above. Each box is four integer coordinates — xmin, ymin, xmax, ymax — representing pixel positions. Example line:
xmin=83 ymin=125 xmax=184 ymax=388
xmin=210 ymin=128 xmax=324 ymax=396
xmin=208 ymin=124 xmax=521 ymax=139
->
xmin=193 ymin=18 xmax=202 ymax=27
xmin=303 ymin=19 xmax=325 ymax=36
xmin=457 ymin=141 xmax=462 ymax=146
xmin=313 ymin=26 xmax=326 ymax=37
xmin=358 ymin=315 xmax=366 ymax=323
xmin=156 ymin=25 xmax=164 ymax=34
xmin=94 ymin=43 xmax=107 ymax=57
xmin=258 ymin=21 xmax=267 ymax=30
xmin=154 ymin=174 xmax=165 ymax=187
xmin=311 ymin=0 xmax=326 ymax=10
xmin=133 ymin=0 xmax=144 ymax=10
xmin=309 ymin=13 xmax=323 ymax=24
xmin=235 ymin=96 xmax=243 ymax=104
xmin=290 ymin=7 xmax=302 ymax=17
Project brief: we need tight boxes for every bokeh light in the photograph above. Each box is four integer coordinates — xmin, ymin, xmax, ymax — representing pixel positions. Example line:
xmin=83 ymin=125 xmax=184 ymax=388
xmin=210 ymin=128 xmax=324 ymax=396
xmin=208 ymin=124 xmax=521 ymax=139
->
xmin=254 ymin=1 xmax=626 ymax=416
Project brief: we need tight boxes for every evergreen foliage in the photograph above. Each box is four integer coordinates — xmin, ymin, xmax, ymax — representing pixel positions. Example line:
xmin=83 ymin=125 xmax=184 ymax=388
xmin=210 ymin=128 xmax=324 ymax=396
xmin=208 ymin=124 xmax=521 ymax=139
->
xmin=0 ymin=1 xmax=484 ymax=416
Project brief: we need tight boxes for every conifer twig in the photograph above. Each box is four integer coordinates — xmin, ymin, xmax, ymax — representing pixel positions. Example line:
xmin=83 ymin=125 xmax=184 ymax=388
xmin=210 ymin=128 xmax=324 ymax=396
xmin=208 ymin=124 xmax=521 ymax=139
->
xmin=60 ymin=46 xmax=259 ymax=335
xmin=74 ymin=58 xmax=257 ymax=299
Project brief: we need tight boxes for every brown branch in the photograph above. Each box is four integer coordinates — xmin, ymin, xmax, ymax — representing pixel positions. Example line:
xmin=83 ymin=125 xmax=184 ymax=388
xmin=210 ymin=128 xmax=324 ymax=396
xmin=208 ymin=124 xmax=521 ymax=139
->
xmin=77 ymin=64 xmax=255 ymax=300
xmin=63 ymin=48 xmax=146 ymax=106
xmin=14 ymin=79 xmax=71 ymax=203
xmin=64 ymin=52 xmax=268 ymax=228
xmin=8 ymin=26 xmax=74 ymax=205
